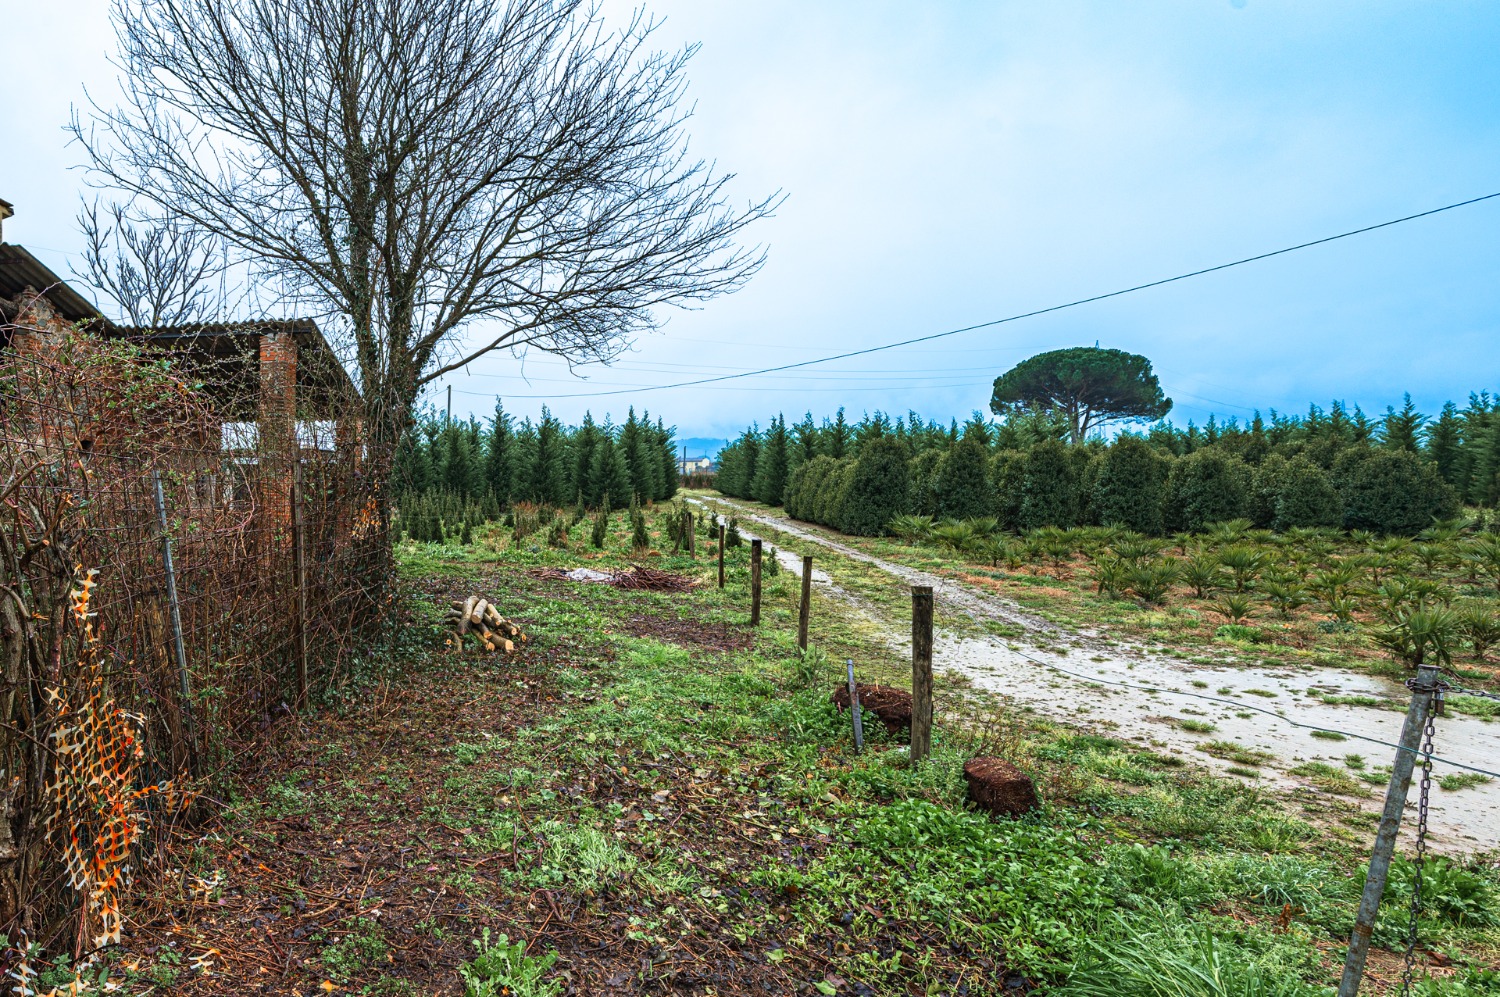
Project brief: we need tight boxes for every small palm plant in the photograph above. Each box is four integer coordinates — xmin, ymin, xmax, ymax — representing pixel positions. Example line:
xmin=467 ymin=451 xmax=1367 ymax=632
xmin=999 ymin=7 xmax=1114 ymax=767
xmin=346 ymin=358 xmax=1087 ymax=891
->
xmin=932 ymin=520 xmax=976 ymax=554
xmin=1029 ymin=525 xmax=1074 ymax=567
xmin=971 ymin=535 xmax=1014 ymax=568
xmin=1462 ymin=535 xmax=1500 ymax=592
xmin=1418 ymin=519 xmax=1466 ymax=544
xmin=1089 ymin=555 xmax=1128 ymax=598
xmin=1456 ymin=603 xmax=1500 ymax=663
xmin=1309 ymin=562 xmax=1363 ymax=604
xmin=1261 ymin=580 xmax=1309 ymax=619
xmin=1181 ymin=550 xmax=1221 ymax=598
xmin=1376 ymin=577 xmax=1417 ymax=616
xmin=1205 ymin=518 xmax=1253 ymax=545
xmin=1209 ymin=593 xmax=1257 ymax=625
xmin=888 ymin=514 xmax=935 ymax=544
xmin=1324 ymin=595 xmax=1362 ymax=625
xmin=1413 ymin=542 xmax=1452 ymax=574
xmin=1373 ymin=603 xmax=1458 ymax=669
xmin=967 ymin=516 xmax=1002 ymax=539
xmin=1127 ymin=558 xmax=1181 ymax=605
xmin=1217 ymin=545 xmax=1266 ymax=592
xmin=1113 ymin=535 xmax=1169 ymax=563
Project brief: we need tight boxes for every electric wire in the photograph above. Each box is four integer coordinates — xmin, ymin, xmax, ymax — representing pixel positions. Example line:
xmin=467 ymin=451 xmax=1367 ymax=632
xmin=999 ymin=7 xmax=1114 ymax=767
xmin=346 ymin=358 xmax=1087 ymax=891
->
xmin=470 ymin=189 xmax=1500 ymax=401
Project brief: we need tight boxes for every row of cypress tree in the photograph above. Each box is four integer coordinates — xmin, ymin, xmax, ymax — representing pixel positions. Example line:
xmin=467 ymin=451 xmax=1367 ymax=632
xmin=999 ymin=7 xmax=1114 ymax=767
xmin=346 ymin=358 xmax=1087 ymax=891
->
xmin=719 ymin=394 xmax=1499 ymax=536
xmin=394 ymin=404 xmax=681 ymax=510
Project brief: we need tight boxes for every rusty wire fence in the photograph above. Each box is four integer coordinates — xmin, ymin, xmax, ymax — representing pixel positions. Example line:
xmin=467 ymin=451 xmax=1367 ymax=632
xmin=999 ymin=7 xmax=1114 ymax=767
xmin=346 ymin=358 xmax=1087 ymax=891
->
xmin=0 ymin=329 xmax=382 ymax=960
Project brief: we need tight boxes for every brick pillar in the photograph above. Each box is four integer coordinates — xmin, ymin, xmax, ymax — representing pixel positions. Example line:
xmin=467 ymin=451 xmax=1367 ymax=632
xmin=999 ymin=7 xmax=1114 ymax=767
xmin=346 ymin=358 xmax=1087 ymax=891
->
xmin=10 ymin=288 xmax=72 ymax=355
xmin=257 ymin=331 xmax=298 ymax=531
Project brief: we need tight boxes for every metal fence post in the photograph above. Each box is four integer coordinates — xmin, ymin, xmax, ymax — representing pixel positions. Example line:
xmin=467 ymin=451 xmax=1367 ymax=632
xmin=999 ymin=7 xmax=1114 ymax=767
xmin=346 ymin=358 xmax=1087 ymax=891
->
xmin=152 ymin=469 xmax=196 ymax=770
xmin=846 ymin=659 xmax=864 ymax=755
xmin=1337 ymin=663 xmax=1440 ymax=997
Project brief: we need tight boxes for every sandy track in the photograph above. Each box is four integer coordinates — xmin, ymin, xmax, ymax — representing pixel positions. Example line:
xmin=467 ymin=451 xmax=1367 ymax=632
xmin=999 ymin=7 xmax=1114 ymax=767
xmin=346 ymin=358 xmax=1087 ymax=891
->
xmin=693 ymin=497 xmax=1500 ymax=852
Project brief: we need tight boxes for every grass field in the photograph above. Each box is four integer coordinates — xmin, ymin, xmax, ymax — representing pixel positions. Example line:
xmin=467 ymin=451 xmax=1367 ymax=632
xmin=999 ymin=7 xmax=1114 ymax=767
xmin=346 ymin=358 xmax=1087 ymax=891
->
xmin=72 ymin=505 xmax=1500 ymax=996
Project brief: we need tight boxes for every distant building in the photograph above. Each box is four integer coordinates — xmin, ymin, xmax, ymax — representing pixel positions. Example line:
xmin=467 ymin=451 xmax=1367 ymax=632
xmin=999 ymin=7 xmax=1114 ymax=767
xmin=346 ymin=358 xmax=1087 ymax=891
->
xmin=678 ymin=455 xmax=716 ymax=476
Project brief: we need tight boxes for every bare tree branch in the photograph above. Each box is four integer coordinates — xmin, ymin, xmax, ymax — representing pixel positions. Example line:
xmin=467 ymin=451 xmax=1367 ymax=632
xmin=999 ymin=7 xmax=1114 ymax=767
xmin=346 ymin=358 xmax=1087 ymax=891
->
xmin=72 ymin=199 xmax=235 ymax=327
xmin=72 ymin=0 xmax=781 ymax=477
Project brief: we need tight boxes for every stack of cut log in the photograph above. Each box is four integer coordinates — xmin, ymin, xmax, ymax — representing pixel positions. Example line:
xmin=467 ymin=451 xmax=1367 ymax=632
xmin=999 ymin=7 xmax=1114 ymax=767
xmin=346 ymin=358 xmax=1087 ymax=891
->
xmin=446 ymin=596 xmax=527 ymax=653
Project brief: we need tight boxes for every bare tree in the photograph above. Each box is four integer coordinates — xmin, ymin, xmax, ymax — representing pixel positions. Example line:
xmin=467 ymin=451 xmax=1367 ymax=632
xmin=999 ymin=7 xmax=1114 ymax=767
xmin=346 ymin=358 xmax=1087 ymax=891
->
xmin=72 ymin=0 xmax=779 ymax=501
xmin=74 ymin=199 xmax=233 ymax=327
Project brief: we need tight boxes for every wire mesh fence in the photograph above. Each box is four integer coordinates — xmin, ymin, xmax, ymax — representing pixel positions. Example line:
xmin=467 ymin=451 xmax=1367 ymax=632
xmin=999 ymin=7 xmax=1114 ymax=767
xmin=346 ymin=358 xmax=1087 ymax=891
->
xmin=0 ymin=327 xmax=383 ymax=957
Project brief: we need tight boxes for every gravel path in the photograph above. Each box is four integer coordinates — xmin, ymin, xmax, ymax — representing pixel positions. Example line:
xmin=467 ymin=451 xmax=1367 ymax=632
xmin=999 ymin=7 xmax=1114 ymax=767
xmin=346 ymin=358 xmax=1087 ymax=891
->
xmin=693 ymin=497 xmax=1500 ymax=852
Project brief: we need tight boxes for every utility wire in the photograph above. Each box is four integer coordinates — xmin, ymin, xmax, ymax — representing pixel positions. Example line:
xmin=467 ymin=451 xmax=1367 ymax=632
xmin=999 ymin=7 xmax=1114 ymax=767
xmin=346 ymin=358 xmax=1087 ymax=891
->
xmin=470 ymin=189 xmax=1500 ymax=401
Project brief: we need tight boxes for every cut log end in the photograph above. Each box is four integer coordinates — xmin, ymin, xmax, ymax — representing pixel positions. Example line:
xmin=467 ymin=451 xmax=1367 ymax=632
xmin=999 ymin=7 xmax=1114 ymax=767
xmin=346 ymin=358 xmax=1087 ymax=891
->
xmin=963 ymin=757 xmax=1038 ymax=817
xmin=830 ymin=683 xmax=913 ymax=736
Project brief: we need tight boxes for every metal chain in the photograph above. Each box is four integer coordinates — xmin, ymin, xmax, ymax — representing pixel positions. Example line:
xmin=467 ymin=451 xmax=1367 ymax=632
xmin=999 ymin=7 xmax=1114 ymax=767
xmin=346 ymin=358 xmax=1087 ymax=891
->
xmin=1398 ymin=680 xmax=1441 ymax=997
xmin=1437 ymin=667 xmax=1500 ymax=702
xmin=1447 ymin=683 xmax=1500 ymax=702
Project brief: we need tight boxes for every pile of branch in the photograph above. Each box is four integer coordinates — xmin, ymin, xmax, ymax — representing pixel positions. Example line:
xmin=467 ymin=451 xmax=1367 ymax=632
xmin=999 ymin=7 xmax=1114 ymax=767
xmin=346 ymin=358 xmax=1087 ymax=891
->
xmin=531 ymin=565 xmax=694 ymax=592
xmin=446 ymin=596 xmax=527 ymax=653
xmin=612 ymin=566 xmax=695 ymax=592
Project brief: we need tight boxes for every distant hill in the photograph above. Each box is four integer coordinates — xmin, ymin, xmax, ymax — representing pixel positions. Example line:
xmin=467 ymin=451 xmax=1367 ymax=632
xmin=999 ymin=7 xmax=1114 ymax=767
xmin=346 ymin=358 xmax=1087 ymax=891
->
xmin=676 ymin=437 xmax=727 ymax=460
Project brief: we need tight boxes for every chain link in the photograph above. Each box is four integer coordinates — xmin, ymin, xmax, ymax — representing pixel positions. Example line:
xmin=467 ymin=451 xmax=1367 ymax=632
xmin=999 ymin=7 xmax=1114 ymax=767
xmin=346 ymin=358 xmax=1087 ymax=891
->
xmin=1447 ymin=683 xmax=1500 ymax=702
xmin=1437 ymin=667 xmax=1500 ymax=702
xmin=1398 ymin=677 xmax=1442 ymax=997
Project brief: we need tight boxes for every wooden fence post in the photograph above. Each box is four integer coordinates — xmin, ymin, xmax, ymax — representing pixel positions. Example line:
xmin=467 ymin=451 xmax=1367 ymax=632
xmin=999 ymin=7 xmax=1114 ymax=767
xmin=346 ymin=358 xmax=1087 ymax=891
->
xmin=687 ymin=511 xmax=695 ymax=557
xmin=750 ymin=538 xmax=763 ymax=625
xmin=718 ymin=523 xmax=726 ymax=588
xmin=911 ymin=585 xmax=934 ymax=765
xmin=798 ymin=555 xmax=813 ymax=651
xmin=291 ymin=463 xmax=310 ymax=708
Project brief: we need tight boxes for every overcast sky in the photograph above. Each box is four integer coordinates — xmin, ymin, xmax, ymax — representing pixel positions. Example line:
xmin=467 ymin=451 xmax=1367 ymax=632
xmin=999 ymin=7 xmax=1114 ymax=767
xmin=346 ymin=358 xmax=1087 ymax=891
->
xmin=5 ymin=1 xmax=1499 ymax=447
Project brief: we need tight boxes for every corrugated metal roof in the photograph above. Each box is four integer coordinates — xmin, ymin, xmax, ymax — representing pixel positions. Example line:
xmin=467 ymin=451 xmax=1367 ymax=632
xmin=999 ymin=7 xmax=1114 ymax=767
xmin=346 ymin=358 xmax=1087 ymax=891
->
xmin=109 ymin=320 xmax=360 ymax=409
xmin=0 ymin=243 xmax=103 ymax=322
xmin=0 ymin=243 xmax=359 ymax=408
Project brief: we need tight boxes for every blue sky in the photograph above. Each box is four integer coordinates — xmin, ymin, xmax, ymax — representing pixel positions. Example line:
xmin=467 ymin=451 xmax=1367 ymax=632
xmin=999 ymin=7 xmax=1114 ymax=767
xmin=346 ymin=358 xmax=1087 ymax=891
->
xmin=5 ymin=1 xmax=1498 ymax=444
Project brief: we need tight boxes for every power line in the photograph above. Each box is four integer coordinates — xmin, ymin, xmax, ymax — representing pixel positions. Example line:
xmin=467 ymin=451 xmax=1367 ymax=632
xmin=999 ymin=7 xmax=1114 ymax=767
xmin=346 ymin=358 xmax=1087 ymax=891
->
xmin=451 ymin=379 xmax=994 ymax=398
xmin=472 ymin=189 xmax=1500 ymax=401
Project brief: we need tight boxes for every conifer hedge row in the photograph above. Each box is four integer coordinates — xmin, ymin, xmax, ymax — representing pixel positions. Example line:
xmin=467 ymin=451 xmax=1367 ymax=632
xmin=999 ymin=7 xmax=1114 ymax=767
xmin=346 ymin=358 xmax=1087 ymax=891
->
xmin=394 ymin=404 xmax=680 ymax=510
xmin=718 ymin=400 xmax=1483 ymax=537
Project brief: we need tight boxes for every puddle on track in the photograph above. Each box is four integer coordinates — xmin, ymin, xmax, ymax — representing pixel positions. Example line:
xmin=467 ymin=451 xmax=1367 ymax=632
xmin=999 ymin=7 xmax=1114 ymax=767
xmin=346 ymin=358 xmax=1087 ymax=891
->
xmin=698 ymin=498 xmax=1500 ymax=852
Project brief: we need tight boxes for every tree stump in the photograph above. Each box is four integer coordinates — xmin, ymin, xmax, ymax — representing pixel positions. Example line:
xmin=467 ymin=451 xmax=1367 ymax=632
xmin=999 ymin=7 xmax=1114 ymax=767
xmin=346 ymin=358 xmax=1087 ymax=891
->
xmin=830 ymin=683 xmax=913 ymax=736
xmin=963 ymin=757 xmax=1038 ymax=817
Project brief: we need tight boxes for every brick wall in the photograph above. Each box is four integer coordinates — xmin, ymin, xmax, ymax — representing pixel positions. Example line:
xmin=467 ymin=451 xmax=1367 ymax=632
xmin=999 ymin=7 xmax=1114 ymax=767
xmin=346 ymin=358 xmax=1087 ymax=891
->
xmin=257 ymin=331 xmax=298 ymax=530
xmin=7 ymin=288 xmax=74 ymax=353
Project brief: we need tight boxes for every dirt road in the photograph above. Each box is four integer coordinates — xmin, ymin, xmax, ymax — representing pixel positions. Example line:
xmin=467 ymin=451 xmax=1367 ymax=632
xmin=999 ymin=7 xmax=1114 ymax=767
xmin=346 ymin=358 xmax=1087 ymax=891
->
xmin=694 ymin=497 xmax=1500 ymax=852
